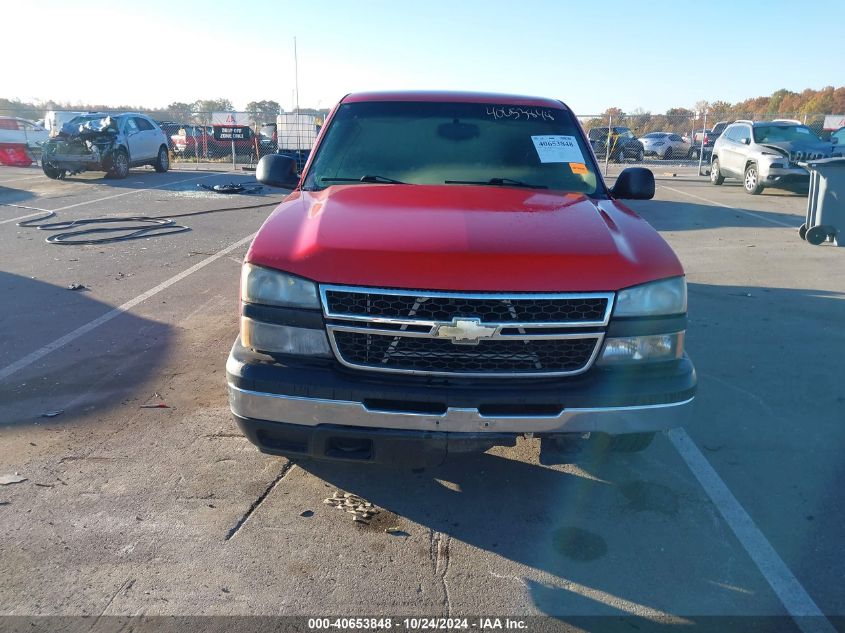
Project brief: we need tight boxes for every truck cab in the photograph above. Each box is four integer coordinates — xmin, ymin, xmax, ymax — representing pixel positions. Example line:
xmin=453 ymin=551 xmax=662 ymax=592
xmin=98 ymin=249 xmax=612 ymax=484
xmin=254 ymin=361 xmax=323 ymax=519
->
xmin=227 ymin=91 xmax=696 ymax=467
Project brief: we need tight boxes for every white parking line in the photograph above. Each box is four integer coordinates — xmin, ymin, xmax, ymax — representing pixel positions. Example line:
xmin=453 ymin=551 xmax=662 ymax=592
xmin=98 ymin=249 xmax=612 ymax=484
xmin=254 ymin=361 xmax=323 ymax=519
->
xmin=0 ymin=231 xmax=256 ymax=382
xmin=0 ymin=211 xmax=43 ymax=225
xmin=669 ymin=428 xmax=835 ymax=633
xmin=659 ymin=185 xmax=798 ymax=228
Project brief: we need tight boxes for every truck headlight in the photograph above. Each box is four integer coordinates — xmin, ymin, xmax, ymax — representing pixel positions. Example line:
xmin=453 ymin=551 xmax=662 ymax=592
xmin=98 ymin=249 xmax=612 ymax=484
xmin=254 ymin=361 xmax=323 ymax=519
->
xmin=241 ymin=317 xmax=332 ymax=356
xmin=241 ymin=263 xmax=319 ymax=309
xmin=597 ymin=332 xmax=684 ymax=365
xmin=614 ymin=277 xmax=686 ymax=317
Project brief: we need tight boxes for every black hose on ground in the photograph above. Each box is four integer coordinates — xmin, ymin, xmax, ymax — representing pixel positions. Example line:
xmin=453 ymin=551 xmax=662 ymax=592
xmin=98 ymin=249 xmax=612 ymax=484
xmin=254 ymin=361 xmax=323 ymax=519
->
xmin=3 ymin=199 xmax=281 ymax=245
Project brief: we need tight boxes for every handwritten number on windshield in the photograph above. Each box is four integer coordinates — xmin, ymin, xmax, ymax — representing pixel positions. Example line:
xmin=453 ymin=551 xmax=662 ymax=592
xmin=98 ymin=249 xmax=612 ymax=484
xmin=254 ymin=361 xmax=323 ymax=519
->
xmin=486 ymin=106 xmax=556 ymax=122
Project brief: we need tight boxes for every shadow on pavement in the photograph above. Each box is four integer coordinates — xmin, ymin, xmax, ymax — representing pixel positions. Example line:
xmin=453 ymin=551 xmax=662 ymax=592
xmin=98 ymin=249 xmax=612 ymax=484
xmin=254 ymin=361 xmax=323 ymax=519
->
xmin=296 ymin=281 xmax=844 ymax=622
xmin=0 ymin=185 xmax=35 ymax=205
xmin=0 ymin=272 xmax=173 ymax=426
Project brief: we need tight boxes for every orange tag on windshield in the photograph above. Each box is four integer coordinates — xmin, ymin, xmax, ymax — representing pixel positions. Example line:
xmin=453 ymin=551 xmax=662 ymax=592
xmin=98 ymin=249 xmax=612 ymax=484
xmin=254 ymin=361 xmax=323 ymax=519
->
xmin=569 ymin=162 xmax=588 ymax=175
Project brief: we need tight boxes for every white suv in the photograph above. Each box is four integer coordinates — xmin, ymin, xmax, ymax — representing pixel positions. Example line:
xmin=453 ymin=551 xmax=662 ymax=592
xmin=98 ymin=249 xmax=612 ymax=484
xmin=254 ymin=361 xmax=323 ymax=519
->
xmin=710 ymin=120 xmax=837 ymax=194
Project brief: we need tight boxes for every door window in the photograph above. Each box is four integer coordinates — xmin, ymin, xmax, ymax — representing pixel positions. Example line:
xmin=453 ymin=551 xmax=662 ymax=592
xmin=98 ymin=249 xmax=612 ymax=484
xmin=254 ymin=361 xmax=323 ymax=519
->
xmin=135 ymin=117 xmax=154 ymax=131
xmin=125 ymin=118 xmax=139 ymax=134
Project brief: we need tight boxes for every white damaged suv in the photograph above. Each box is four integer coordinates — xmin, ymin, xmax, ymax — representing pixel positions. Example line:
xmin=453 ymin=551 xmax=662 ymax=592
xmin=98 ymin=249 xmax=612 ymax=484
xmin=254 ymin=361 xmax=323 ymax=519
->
xmin=710 ymin=120 xmax=839 ymax=194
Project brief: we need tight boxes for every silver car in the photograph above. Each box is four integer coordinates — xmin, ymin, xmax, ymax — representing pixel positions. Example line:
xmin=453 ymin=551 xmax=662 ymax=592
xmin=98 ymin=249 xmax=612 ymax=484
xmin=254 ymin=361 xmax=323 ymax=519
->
xmin=639 ymin=132 xmax=691 ymax=160
xmin=41 ymin=112 xmax=170 ymax=179
xmin=710 ymin=120 xmax=839 ymax=194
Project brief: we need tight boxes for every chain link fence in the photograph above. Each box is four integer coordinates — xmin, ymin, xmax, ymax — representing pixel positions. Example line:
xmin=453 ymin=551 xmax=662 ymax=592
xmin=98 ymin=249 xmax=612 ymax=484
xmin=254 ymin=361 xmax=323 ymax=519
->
xmin=2 ymin=106 xmax=842 ymax=173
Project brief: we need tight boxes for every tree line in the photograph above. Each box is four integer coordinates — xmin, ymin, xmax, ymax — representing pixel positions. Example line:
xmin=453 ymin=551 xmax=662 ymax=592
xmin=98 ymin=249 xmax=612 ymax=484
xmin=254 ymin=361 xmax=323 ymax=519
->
xmin=0 ymin=98 xmax=285 ymax=124
xmin=583 ymin=86 xmax=845 ymax=136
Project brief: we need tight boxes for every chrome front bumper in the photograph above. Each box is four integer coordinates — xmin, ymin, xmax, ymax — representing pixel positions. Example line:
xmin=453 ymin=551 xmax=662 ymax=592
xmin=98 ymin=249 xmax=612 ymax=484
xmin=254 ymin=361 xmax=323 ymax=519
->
xmin=228 ymin=383 xmax=693 ymax=435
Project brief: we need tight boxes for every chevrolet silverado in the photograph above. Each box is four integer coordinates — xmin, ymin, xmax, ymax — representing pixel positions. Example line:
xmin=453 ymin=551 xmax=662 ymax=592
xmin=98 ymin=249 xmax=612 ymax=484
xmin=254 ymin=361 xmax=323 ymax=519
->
xmin=226 ymin=91 xmax=696 ymax=467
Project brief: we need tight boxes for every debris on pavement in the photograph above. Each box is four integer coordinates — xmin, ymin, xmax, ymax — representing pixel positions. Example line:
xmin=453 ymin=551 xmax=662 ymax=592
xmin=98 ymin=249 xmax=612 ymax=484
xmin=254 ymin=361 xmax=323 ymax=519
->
xmin=41 ymin=410 xmax=64 ymax=418
xmin=324 ymin=490 xmax=380 ymax=524
xmin=67 ymin=283 xmax=87 ymax=291
xmin=198 ymin=183 xmax=264 ymax=195
xmin=300 ymin=510 xmax=314 ymax=518
xmin=0 ymin=474 xmax=27 ymax=485
xmin=385 ymin=527 xmax=409 ymax=536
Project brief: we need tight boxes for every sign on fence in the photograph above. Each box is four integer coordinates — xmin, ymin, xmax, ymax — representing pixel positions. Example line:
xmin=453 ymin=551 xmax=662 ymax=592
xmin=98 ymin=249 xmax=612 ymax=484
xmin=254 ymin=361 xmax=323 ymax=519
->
xmin=211 ymin=112 xmax=249 ymax=126
xmin=213 ymin=126 xmax=249 ymax=141
xmin=823 ymin=115 xmax=845 ymax=131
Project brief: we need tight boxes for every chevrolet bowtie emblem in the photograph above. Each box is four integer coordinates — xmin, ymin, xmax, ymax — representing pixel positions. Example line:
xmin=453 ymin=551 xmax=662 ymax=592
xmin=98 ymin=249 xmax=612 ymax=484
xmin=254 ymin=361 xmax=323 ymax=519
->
xmin=434 ymin=318 xmax=498 ymax=345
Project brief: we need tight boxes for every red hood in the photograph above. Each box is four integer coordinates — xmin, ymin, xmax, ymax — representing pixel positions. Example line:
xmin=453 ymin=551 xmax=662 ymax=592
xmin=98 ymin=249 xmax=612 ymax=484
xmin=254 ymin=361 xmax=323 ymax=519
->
xmin=246 ymin=184 xmax=683 ymax=292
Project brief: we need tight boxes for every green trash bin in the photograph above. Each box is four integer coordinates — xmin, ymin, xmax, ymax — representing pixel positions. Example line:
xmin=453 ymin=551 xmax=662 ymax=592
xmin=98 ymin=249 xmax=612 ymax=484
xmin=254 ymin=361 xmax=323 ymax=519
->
xmin=799 ymin=157 xmax=845 ymax=246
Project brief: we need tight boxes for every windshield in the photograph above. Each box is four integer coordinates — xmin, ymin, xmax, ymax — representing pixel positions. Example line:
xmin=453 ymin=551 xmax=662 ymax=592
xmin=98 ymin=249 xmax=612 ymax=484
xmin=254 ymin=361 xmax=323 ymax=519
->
xmin=67 ymin=114 xmax=111 ymax=125
xmin=303 ymin=101 xmax=601 ymax=195
xmin=753 ymin=124 xmax=820 ymax=143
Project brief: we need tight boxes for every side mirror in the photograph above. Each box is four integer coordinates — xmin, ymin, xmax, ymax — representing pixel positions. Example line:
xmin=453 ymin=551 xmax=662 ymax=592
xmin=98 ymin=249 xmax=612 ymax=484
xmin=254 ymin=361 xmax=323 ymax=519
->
xmin=256 ymin=154 xmax=299 ymax=189
xmin=741 ymin=138 xmax=750 ymax=145
xmin=611 ymin=167 xmax=654 ymax=200
xmin=831 ymin=138 xmax=839 ymax=145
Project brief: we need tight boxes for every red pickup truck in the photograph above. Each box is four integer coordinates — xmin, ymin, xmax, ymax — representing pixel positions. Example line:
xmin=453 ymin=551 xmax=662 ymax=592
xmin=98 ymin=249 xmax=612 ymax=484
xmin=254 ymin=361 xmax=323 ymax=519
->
xmin=226 ymin=91 xmax=696 ymax=467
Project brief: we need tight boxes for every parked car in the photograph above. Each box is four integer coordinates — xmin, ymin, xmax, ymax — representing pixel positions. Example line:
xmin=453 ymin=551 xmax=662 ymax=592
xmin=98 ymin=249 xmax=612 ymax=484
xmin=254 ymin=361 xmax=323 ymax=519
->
xmin=170 ymin=125 xmax=212 ymax=157
xmin=172 ymin=125 xmax=259 ymax=159
xmin=258 ymin=123 xmax=278 ymax=155
xmin=710 ymin=120 xmax=837 ymax=194
xmin=40 ymin=113 xmax=170 ymax=179
xmin=227 ymin=91 xmax=697 ymax=467
xmin=830 ymin=126 xmax=845 ymax=148
xmin=588 ymin=126 xmax=644 ymax=162
xmin=690 ymin=120 xmax=730 ymax=160
xmin=0 ymin=117 xmax=49 ymax=149
xmin=156 ymin=121 xmax=184 ymax=150
xmin=639 ymin=132 xmax=692 ymax=160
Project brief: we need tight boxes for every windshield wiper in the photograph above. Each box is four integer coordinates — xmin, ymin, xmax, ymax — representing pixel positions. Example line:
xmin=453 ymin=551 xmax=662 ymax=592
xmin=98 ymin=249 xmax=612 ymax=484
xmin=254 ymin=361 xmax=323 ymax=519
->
xmin=444 ymin=177 xmax=548 ymax=190
xmin=320 ymin=175 xmax=406 ymax=184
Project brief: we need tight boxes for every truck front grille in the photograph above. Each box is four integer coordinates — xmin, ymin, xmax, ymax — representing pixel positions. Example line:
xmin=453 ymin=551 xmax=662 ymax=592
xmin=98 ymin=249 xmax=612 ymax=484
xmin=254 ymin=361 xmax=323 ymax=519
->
xmin=332 ymin=331 xmax=599 ymax=375
xmin=320 ymin=285 xmax=613 ymax=377
xmin=324 ymin=289 xmax=608 ymax=323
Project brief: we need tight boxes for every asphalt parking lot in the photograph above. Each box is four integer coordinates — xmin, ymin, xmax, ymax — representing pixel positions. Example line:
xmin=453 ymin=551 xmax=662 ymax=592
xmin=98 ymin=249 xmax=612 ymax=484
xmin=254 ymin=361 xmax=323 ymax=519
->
xmin=0 ymin=162 xmax=843 ymax=631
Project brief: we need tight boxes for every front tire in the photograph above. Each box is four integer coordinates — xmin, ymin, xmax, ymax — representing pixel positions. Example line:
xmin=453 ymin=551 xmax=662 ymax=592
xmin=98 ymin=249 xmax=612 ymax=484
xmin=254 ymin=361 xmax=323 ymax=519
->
xmin=42 ymin=160 xmax=66 ymax=180
xmin=636 ymin=148 xmax=644 ymax=162
xmin=153 ymin=145 xmax=170 ymax=173
xmin=663 ymin=147 xmax=673 ymax=160
xmin=108 ymin=149 xmax=129 ymax=179
xmin=710 ymin=158 xmax=725 ymax=185
xmin=744 ymin=164 xmax=763 ymax=194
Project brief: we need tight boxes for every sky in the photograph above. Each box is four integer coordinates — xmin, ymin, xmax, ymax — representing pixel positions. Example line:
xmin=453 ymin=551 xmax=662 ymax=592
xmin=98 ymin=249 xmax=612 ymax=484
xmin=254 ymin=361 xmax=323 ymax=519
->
xmin=6 ymin=0 xmax=844 ymax=115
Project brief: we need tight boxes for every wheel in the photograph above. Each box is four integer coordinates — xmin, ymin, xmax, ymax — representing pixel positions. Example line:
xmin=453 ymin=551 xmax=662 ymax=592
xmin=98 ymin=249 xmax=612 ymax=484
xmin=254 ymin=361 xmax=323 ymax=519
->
xmin=710 ymin=158 xmax=725 ymax=185
xmin=798 ymin=224 xmax=807 ymax=240
xmin=108 ymin=148 xmax=129 ymax=179
xmin=805 ymin=225 xmax=830 ymax=245
xmin=663 ymin=147 xmax=673 ymax=160
xmin=636 ymin=148 xmax=644 ymax=162
xmin=608 ymin=432 xmax=656 ymax=453
xmin=42 ymin=160 xmax=66 ymax=180
xmin=689 ymin=148 xmax=700 ymax=160
xmin=743 ymin=164 xmax=763 ymax=194
xmin=153 ymin=145 xmax=170 ymax=173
